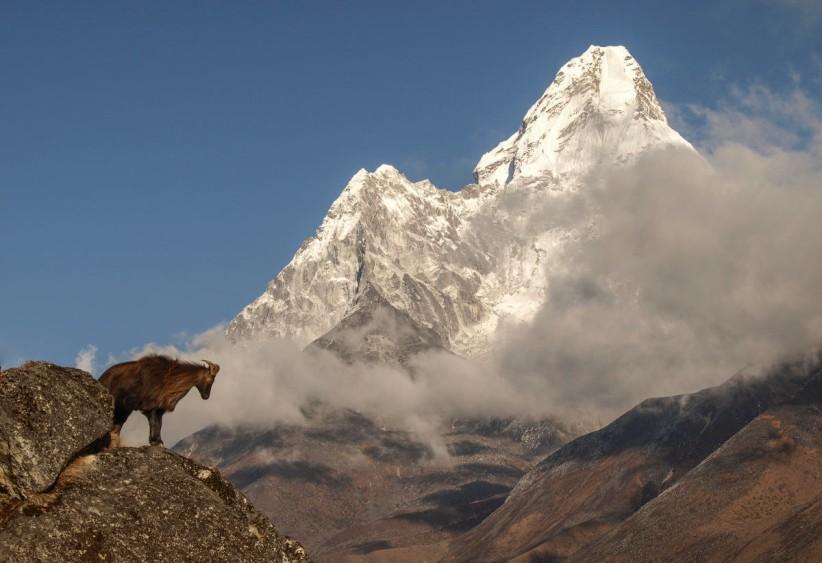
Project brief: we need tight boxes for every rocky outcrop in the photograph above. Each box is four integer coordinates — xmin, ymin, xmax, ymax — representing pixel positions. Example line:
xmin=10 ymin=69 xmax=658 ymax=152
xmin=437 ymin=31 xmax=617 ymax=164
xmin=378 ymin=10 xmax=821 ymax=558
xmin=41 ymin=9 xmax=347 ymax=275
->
xmin=0 ymin=362 xmax=309 ymax=562
xmin=0 ymin=447 xmax=309 ymax=562
xmin=0 ymin=362 xmax=112 ymax=498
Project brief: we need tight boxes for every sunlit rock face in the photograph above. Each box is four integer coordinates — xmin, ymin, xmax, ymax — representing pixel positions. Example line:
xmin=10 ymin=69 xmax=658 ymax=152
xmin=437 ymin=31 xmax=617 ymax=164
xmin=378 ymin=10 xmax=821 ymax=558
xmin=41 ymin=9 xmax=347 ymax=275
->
xmin=227 ymin=45 xmax=693 ymax=357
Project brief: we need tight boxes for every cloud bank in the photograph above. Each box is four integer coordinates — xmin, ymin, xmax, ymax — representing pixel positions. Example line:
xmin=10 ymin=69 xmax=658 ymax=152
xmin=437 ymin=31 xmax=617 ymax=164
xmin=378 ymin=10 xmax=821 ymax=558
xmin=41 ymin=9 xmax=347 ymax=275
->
xmin=119 ymin=84 xmax=822 ymax=445
xmin=496 ymin=85 xmax=822 ymax=412
xmin=118 ymin=328 xmax=549 ymax=446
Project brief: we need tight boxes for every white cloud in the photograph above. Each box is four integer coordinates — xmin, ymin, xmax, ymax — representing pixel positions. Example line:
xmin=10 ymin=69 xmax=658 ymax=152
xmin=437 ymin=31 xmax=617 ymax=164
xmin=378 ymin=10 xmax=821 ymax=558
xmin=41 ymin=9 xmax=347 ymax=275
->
xmin=492 ymin=83 xmax=822 ymax=415
xmin=74 ymin=345 xmax=98 ymax=375
xmin=117 ymin=84 xmax=822 ymax=446
xmin=117 ymin=327 xmax=552 ymax=447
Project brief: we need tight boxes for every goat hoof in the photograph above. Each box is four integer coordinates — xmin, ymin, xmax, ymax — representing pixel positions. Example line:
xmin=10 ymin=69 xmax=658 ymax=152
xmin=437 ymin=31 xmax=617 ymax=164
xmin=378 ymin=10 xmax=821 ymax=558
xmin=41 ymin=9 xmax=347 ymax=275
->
xmin=108 ymin=432 xmax=121 ymax=449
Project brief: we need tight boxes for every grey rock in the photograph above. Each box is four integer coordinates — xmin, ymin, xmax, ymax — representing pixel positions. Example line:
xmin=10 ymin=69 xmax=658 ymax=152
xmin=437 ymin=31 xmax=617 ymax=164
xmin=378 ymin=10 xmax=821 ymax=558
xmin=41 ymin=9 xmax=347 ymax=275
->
xmin=0 ymin=362 xmax=310 ymax=562
xmin=309 ymin=283 xmax=447 ymax=367
xmin=0 ymin=361 xmax=112 ymax=498
xmin=0 ymin=447 xmax=309 ymax=562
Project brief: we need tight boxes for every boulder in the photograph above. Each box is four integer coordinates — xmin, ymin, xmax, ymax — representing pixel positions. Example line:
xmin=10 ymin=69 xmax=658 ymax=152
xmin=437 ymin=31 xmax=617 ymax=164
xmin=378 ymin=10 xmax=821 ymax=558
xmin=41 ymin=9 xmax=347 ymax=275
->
xmin=0 ymin=362 xmax=310 ymax=562
xmin=0 ymin=361 xmax=112 ymax=498
xmin=0 ymin=447 xmax=309 ymax=562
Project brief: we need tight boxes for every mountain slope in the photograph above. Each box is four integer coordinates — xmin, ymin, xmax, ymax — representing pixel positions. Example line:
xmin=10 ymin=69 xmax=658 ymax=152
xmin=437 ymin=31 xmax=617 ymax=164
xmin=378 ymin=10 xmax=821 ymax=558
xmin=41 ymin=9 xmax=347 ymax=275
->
xmin=571 ymin=401 xmax=822 ymax=562
xmin=227 ymin=45 xmax=693 ymax=357
xmin=444 ymin=359 xmax=822 ymax=562
xmin=174 ymin=410 xmax=577 ymax=560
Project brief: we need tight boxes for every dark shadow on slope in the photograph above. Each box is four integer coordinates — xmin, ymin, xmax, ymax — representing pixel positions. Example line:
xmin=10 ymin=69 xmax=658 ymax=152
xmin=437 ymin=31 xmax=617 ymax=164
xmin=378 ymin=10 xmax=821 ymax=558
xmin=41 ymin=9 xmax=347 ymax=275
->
xmin=229 ymin=461 xmax=352 ymax=490
xmin=393 ymin=480 xmax=511 ymax=532
xmin=457 ymin=463 xmax=526 ymax=479
xmin=421 ymin=481 xmax=511 ymax=506
xmin=351 ymin=540 xmax=392 ymax=554
xmin=363 ymin=434 xmax=434 ymax=464
xmin=447 ymin=441 xmax=492 ymax=457
xmin=406 ymin=463 xmax=526 ymax=489
xmin=304 ymin=409 xmax=381 ymax=444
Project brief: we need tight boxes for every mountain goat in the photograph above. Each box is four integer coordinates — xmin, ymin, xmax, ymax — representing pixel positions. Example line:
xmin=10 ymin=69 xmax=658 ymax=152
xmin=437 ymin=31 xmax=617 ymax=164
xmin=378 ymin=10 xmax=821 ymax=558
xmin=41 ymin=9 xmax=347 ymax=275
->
xmin=99 ymin=354 xmax=220 ymax=446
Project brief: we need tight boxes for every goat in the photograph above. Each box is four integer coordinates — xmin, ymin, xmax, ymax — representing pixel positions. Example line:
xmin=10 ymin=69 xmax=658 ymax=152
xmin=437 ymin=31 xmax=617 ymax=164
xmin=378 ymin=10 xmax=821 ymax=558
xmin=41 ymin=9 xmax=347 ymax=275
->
xmin=99 ymin=354 xmax=220 ymax=447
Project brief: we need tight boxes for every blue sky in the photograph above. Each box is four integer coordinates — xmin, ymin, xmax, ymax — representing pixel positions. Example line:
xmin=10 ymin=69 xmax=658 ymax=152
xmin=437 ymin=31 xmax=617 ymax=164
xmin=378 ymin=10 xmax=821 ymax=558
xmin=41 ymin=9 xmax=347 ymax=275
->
xmin=2 ymin=1 xmax=820 ymax=369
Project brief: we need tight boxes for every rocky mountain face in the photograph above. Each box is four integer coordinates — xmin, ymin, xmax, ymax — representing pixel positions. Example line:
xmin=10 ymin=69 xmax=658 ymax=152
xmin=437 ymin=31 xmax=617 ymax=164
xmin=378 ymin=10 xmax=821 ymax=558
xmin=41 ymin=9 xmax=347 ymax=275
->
xmin=227 ymin=45 xmax=693 ymax=358
xmin=308 ymin=283 xmax=448 ymax=367
xmin=0 ymin=362 xmax=309 ymax=562
xmin=443 ymin=357 xmax=822 ymax=562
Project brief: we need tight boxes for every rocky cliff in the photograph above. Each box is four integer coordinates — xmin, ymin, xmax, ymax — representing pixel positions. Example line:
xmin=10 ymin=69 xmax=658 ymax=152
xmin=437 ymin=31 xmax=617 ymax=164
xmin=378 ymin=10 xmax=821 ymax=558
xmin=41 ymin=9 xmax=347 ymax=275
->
xmin=0 ymin=362 xmax=309 ymax=562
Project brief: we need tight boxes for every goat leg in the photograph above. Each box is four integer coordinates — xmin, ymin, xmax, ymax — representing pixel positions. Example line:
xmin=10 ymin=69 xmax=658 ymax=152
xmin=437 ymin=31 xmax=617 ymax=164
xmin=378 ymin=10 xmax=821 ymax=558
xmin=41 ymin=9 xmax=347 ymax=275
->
xmin=109 ymin=404 xmax=131 ymax=449
xmin=147 ymin=409 xmax=164 ymax=446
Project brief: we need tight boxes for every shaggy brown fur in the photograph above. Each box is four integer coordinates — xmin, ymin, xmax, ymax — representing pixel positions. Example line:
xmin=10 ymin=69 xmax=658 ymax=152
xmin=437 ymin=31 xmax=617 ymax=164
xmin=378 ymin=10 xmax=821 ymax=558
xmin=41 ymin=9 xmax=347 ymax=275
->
xmin=99 ymin=354 xmax=220 ymax=446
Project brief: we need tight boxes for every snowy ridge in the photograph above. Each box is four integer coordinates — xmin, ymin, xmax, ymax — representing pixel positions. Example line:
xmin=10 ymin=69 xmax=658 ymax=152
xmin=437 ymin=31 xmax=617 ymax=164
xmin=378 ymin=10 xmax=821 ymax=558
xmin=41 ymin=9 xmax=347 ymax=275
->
xmin=227 ymin=46 xmax=695 ymax=356
xmin=228 ymin=164 xmax=498 ymax=350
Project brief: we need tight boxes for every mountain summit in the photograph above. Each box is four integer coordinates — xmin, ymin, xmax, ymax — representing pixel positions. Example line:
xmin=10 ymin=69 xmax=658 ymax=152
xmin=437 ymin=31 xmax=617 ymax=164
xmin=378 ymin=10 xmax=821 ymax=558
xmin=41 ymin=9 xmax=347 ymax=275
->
xmin=474 ymin=45 xmax=691 ymax=186
xmin=227 ymin=45 xmax=692 ymax=356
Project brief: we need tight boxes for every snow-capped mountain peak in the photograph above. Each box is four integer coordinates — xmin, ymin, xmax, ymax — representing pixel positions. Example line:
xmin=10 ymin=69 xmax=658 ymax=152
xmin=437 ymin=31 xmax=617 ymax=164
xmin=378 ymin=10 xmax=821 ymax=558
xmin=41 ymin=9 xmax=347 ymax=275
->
xmin=228 ymin=46 xmax=694 ymax=357
xmin=227 ymin=164 xmax=477 ymax=346
xmin=473 ymin=45 xmax=691 ymax=186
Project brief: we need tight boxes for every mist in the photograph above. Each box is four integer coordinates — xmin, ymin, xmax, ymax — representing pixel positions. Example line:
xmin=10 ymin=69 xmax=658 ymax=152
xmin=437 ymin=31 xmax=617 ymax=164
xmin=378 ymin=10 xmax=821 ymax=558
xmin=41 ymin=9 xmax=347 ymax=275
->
xmin=119 ymin=328 xmax=546 ymax=447
xmin=496 ymin=84 xmax=822 ymax=414
xmin=120 ymin=85 xmax=822 ymax=445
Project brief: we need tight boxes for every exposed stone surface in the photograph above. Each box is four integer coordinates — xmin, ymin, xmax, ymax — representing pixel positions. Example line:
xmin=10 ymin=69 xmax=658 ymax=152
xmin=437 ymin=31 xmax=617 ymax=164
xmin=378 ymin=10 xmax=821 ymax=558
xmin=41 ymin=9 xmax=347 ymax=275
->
xmin=0 ymin=362 xmax=310 ymax=562
xmin=0 ymin=447 xmax=309 ymax=562
xmin=0 ymin=361 xmax=112 ymax=498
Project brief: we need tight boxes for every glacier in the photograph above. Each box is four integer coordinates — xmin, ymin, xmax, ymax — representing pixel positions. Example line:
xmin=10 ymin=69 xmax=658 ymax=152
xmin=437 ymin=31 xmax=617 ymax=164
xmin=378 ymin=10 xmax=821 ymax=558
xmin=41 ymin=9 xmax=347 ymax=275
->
xmin=227 ymin=45 xmax=694 ymax=357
